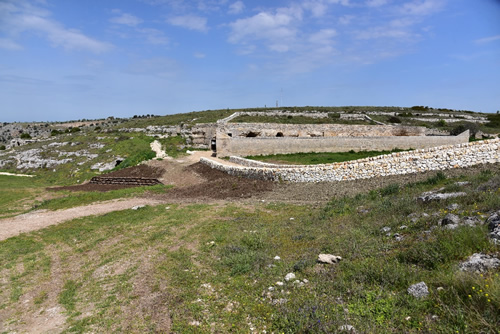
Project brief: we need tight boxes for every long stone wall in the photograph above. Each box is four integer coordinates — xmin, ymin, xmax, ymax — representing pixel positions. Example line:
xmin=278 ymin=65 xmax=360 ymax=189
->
xmin=216 ymin=131 xmax=469 ymax=158
xmin=201 ymin=138 xmax=500 ymax=183
xmin=218 ymin=123 xmax=425 ymax=138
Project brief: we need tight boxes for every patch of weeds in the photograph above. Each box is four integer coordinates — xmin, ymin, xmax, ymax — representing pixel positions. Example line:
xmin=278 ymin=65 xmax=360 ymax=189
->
xmin=380 ymin=183 xmax=400 ymax=196
xmin=397 ymin=226 xmax=493 ymax=270
xmin=34 ymin=290 xmax=48 ymax=304
xmin=220 ymin=244 xmax=266 ymax=276
xmin=59 ymin=279 xmax=80 ymax=313
xmin=347 ymin=289 xmax=396 ymax=327
xmin=420 ymin=171 xmax=447 ymax=186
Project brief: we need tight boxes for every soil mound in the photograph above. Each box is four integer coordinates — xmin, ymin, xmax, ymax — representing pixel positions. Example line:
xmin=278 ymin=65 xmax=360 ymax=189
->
xmin=160 ymin=162 xmax=274 ymax=200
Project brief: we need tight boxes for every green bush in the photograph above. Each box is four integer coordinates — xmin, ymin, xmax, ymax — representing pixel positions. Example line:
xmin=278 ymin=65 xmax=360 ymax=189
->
xmin=20 ymin=133 xmax=32 ymax=139
xmin=388 ymin=116 xmax=401 ymax=123
xmin=0 ymin=145 xmax=5 ymax=150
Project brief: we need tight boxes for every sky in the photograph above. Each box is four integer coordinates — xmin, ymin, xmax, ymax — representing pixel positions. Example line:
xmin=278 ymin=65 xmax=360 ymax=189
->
xmin=1 ymin=0 xmax=499 ymax=122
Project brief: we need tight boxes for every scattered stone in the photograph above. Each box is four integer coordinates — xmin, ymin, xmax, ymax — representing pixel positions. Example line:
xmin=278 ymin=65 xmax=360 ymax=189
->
xmin=394 ymin=233 xmax=403 ymax=241
xmin=440 ymin=213 xmax=460 ymax=227
xmin=437 ymin=287 xmax=444 ymax=292
xmin=405 ymin=316 xmax=411 ymax=321
xmin=302 ymin=279 xmax=309 ymax=284
xmin=290 ymin=217 xmax=295 ymax=220
xmin=318 ymin=254 xmax=342 ymax=264
xmin=165 ymin=206 xmax=170 ymax=210
xmin=462 ymin=216 xmax=481 ymax=227
xmin=293 ymin=280 xmax=304 ymax=287
xmin=189 ymin=321 xmax=201 ymax=326
xmin=284 ymin=273 xmax=296 ymax=281
xmin=417 ymin=191 xmax=467 ymax=204
xmin=276 ymin=281 xmax=284 ymax=286
xmin=455 ymin=181 xmax=470 ymax=186
xmin=459 ymin=253 xmax=500 ymax=273
xmin=338 ymin=325 xmax=356 ymax=333
xmin=131 ymin=205 xmax=146 ymax=210
xmin=408 ymin=282 xmax=429 ymax=298
xmin=399 ymin=225 xmax=408 ymax=230
xmin=271 ymin=298 xmax=287 ymax=305
xmin=268 ymin=287 xmax=275 ymax=291
xmin=447 ymin=203 xmax=460 ymax=211
xmin=274 ymin=256 xmax=281 ymax=260
xmin=486 ymin=210 xmax=500 ymax=243
xmin=381 ymin=226 xmax=391 ymax=233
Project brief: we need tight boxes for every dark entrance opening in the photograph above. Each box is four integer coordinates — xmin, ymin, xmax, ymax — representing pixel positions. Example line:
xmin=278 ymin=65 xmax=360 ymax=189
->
xmin=276 ymin=132 xmax=284 ymax=137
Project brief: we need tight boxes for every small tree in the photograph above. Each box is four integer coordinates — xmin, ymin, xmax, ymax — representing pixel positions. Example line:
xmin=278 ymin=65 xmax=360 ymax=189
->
xmin=20 ymin=133 xmax=32 ymax=139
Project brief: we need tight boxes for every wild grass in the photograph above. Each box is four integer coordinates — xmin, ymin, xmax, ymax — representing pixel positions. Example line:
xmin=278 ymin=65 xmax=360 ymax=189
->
xmin=35 ymin=184 xmax=170 ymax=211
xmin=0 ymin=168 xmax=499 ymax=333
xmin=246 ymin=148 xmax=408 ymax=165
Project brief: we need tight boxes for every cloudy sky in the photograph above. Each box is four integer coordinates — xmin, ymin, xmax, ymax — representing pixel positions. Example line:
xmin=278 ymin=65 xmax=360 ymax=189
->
xmin=1 ymin=0 xmax=499 ymax=122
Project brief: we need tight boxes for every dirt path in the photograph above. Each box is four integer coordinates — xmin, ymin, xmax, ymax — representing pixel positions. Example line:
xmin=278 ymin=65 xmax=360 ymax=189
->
xmin=0 ymin=198 xmax=164 ymax=241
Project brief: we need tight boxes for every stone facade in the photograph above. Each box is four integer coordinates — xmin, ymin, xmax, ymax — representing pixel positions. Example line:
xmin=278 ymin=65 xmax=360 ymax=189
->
xmin=200 ymin=138 xmax=500 ymax=183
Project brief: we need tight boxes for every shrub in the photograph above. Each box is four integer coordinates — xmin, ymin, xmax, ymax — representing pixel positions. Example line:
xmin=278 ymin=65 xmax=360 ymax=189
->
xmin=0 ymin=145 xmax=5 ymax=150
xmin=388 ymin=116 xmax=401 ymax=123
xmin=20 ymin=133 xmax=32 ymax=139
xmin=486 ymin=113 xmax=500 ymax=128
xmin=450 ymin=122 xmax=479 ymax=136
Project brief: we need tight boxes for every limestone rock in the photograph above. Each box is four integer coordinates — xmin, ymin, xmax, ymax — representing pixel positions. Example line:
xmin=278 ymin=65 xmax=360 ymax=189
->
xmin=485 ymin=210 xmax=500 ymax=243
xmin=284 ymin=273 xmax=296 ymax=281
xmin=440 ymin=213 xmax=460 ymax=227
xmin=338 ymin=325 xmax=356 ymax=333
xmin=408 ymin=282 xmax=429 ymax=298
xmin=417 ymin=192 xmax=467 ymax=204
xmin=459 ymin=253 xmax=500 ymax=273
xmin=318 ymin=254 xmax=342 ymax=264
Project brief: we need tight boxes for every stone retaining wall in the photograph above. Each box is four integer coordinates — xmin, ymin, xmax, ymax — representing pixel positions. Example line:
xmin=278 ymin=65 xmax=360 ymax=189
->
xmin=216 ymin=131 xmax=469 ymax=158
xmin=89 ymin=176 xmax=162 ymax=186
xmin=201 ymin=139 xmax=500 ymax=183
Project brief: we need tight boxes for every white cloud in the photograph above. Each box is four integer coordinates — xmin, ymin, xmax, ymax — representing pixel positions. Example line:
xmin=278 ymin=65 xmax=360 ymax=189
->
xmin=399 ymin=0 xmax=444 ymax=16
xmin=228 ymin=8 xmax=302 ymax=52
xmin=365 ymin=0 xmax=389 ymax=7
xmin=228 ymin=1 xmax=245 ymax=15
xmin=309 ymin=29 xmax=337 ymax=45
xmin=0 ymin=37 xmax=23 ymax=50
xmin=137 ymin=28 xmax=169 ymax=45
xmin=1 ymin=1 xmax=112 ymax=53
xmin=110 ymin=13 xmax=143 ymax=27
xmin=194 ymin=52 xmax=206 ymax=58
xmin=338 ymin=15 xmax=354 ymax=25
xmin=475 ymin=35 xmax=500 ymax=44
xmin=167 ymin=15 xmax=208 ymax=32
xmin=356 ymin=27 xmax=412 ymax=40
xmin=302 ymin=1 xmax=328 ymax=17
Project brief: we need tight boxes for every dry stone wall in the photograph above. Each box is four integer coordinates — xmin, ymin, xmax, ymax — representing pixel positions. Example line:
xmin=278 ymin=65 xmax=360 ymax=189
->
xmin=218 ymin=123 xmax=425 ymax=138
xmin=201 ymin=138 xmax=500 ymax=183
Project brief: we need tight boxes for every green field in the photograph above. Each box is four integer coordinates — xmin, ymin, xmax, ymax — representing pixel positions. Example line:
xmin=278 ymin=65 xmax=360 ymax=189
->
xmin=245 ymin=149 xmax=408 ymax=165
xmin=1 ymin=168 xmax=499 ymax=333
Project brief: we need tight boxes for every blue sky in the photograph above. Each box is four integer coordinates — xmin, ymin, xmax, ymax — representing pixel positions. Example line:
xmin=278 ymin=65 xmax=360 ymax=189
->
xmin=1 ymin=0 xmax=499 ymax=122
